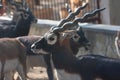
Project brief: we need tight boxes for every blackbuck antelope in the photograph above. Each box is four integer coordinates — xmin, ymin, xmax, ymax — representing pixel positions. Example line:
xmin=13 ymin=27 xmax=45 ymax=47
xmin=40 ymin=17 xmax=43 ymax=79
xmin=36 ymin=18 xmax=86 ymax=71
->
xmin=0 ymin=0 xmax=37 ymax=38
xmin=115 ymin=31 xmax=120 ymax=57
xmin=17 ymin=26 xmax=90 ymax=80
xmin=31 ymin=8 xmax=106 ymax=80
xmin=0 ymin=38 xmax=27 ymax=80
xmin=17 ymin=4 xmax=91 ymax=80
xmin=1 ymin=0 xmax=26 ymax=25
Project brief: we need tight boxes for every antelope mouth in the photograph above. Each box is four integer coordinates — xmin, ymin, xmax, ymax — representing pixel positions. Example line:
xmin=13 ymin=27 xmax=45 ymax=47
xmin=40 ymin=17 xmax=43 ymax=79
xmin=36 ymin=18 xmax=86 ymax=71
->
xmin=31 ymin=48 xmax=48 ymax=55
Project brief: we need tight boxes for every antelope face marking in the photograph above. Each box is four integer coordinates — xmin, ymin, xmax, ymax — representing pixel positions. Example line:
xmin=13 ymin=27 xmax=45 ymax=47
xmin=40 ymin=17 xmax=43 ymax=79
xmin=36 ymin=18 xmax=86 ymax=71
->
xmin=20 ymin=8 xmax=37 ymax=23
xmin=46 ymin=32 xmax=57 ymax=45
xmin=31 ymin=32 xmax=58 ymax=54
xmin=74 ymin=28 xmax=91 ymax=50
xmin=65 ymin=28 xmax=91 ymax=51
xmin=72 ymin=32 xmax=80 ymax=42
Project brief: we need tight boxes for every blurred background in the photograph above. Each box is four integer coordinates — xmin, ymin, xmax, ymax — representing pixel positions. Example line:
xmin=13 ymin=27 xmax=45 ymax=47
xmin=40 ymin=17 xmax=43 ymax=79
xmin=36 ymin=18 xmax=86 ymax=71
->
xmin=1 ymin=0 xmax=120 ymax=25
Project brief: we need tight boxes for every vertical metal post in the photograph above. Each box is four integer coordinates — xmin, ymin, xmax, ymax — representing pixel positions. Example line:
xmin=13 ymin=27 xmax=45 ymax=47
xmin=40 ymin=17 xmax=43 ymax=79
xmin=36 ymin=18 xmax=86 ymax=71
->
xmin=97 ymin=0 xmax=101 ymax=24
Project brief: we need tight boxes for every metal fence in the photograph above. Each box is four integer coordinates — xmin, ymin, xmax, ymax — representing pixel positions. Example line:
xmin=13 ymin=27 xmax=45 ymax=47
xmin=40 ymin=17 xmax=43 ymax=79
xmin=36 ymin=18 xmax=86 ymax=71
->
xmin=27 ymin=0 xmax=67 ymax=20
xmin=1 ymin=0 xmax=101 ymax=23
xmin=27 ymin=0 xmax=101 ymax=23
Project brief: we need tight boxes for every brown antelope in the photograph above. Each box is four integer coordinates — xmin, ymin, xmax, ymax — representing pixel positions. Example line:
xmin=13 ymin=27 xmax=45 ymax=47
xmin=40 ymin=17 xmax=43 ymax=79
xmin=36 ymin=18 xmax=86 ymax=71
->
xmin=0 ymin=38 xmax=27 ymax=80
xmin=31 ymin=8 xmax=105 ymax=80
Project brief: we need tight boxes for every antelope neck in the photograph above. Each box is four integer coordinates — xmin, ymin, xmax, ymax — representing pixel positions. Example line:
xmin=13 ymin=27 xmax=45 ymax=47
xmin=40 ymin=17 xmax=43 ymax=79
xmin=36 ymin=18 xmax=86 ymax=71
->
xmin=51 ymin=46 xmax=81 ymax=74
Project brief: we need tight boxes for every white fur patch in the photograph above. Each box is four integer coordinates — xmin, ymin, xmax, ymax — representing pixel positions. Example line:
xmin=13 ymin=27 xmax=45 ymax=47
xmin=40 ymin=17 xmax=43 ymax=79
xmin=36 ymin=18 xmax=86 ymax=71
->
xmin=75 ymin=47 xmax=90 ymax=58
xmin=56 ymin=69 xmax=81 ymax=80
xmin=32 ymin=49 xmax=48 ymax=55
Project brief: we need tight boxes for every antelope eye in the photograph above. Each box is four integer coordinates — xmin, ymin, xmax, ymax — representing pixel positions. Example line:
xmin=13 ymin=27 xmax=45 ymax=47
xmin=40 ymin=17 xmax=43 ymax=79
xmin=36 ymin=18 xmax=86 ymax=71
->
xmin=47 ymin=35 xmax=57 ymax=45
xmin=49 ymin=37 xmax=55 ymax=41
xmin=21 ymin=12 xmax=29 ymax=19
xmin=72 ymin=33 xmax=80 ymax=42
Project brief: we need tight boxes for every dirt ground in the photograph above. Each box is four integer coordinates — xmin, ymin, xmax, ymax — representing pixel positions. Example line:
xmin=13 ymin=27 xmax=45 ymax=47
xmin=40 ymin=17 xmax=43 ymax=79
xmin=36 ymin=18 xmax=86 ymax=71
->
xmin=14 ymin=67 xmax=48 ymax=80
xmin=27 ymin=67 xmax=48 ymax=80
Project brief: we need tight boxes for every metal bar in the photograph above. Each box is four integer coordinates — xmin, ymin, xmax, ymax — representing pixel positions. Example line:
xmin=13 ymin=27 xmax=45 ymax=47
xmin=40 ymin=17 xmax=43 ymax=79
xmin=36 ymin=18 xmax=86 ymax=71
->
xmin=97 ymin=0 xmax=101 ymax=23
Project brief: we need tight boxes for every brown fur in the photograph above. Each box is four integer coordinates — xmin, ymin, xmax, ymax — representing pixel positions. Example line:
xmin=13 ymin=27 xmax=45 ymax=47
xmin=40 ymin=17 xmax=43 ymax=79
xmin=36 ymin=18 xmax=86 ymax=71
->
xmin=0 ymin=38 xmax=27 ymax=80
xmin=69 ymin=0 xmax=83 ymax=12
xmin=0 ymin=38 xmax=25 ymax=60
xmin=59 ymin=7 xmax=69 ymax=19
xmin=60 ymin=36 xmax=73 ymax=54
xmin=59 ymin=0 xmax=91 ymax=19
xmin=60 ymin=0 xmax=83 ymax=19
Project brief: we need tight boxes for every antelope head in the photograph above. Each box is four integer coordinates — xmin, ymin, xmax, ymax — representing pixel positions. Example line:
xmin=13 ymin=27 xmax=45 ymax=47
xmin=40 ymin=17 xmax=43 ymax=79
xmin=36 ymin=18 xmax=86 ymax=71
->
xmin=8 ymin=0 xmax=37 ymax=23
xmin=31 ymin=7 xmax=105 ymax=55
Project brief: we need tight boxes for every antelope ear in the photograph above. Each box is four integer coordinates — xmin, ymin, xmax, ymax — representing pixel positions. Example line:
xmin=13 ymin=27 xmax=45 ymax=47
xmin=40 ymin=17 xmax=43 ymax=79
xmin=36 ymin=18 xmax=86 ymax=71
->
xmin=76 ymin=27 xmax=84 ymax=36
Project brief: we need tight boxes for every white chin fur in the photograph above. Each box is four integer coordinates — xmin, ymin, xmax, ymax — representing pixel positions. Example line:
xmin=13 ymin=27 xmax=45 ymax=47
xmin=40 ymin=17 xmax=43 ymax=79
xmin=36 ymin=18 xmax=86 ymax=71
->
xmin=31 ymin=49 xmax=48 ymax=55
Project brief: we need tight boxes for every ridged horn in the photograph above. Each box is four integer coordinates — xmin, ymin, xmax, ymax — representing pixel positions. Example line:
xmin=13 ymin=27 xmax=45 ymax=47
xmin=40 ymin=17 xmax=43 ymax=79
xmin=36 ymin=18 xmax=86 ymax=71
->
xmin=52 ymin=8 xmax=105 ymax=33
xmin=57 ymin=3 xmax=88 ymax=27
